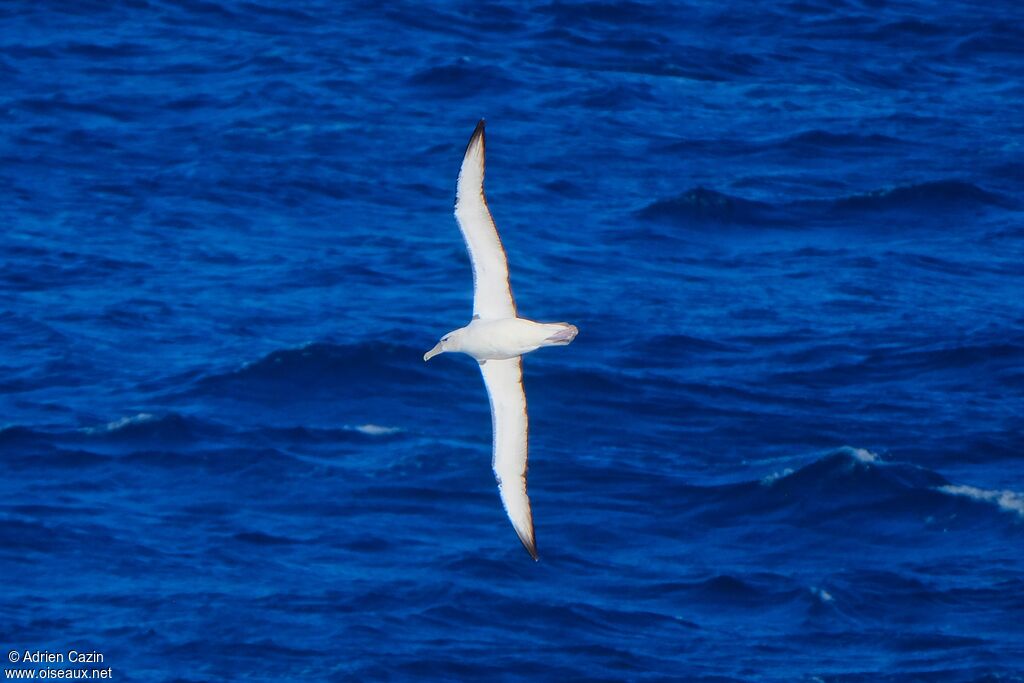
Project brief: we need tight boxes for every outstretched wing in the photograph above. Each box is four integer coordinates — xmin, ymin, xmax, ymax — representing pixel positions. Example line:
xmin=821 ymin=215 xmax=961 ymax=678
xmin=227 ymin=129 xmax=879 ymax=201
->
xmin=455 ymin=120 xmax=517 ymax=320
xmin=479 ymin=357 xmax=536 ymax=560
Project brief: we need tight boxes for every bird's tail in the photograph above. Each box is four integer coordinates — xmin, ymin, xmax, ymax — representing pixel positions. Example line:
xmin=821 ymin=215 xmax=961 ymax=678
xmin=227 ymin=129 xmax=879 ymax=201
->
xmin=543 ymin=323 xmax=578 ymax=346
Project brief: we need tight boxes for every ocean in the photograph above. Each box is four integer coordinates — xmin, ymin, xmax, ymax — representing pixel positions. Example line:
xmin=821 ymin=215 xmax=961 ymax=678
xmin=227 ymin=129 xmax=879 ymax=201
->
xmin=1 ymin=1 xmax=1022 ymax=680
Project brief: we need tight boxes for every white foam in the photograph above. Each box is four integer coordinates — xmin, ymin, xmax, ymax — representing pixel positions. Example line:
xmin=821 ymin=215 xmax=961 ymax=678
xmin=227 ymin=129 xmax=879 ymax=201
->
xmin=760 ymin=446 xmax=878 ymax=485
xmin=761 ymin=468 xmax=794 ymax=486
xmin=810 ymin=586 xmax=833 ymax=603
xmin=846 ymin=447 xmax=878 ymax=463
xmin=83 ymin=413 xmax=156 ymax=434
xmin=354 ymin=424 xmax=401 ymax=436
xmin=107 ymin=413 xmax=156 ymax=430
xmin=939 ymin=484 xmax=1024 ymax=518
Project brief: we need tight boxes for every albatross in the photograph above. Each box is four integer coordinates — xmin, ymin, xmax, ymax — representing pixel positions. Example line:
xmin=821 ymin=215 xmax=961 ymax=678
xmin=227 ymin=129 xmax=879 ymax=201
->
xmin=424 ymin=120 xmax=578 ymax=561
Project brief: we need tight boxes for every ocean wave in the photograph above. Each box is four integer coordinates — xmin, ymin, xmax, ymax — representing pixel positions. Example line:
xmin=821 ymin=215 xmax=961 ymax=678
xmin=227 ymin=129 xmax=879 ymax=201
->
xmin=636 ymin=187 xmax=782 ymax=225
xmin=0 ymin=424 xmax=47 ymax=446
xmin=938 ymin=485 xmax=1024 ymax=519
xmin=94 ymin=412 xmax=155 ymax=432
xmin=626 ymin=333 xmax=744 ymax=357
xmin=697 ymin=447 xmax=1024 ymax=531
xmin=955 ymin=22 xmax=1024 ymax=57
xmin=119 ymin=446 xmax=296 ymax=473
xmin=254 ymin=424 xmax=406 ymax=445
xmin=0 ymin=247 xmax=149 ymax=291
xmin=2 ymin=411 xmax=407 ymax=458
xmin=770 ymin=335 xmax=1024 ymax=389
xmin=691 ymin=574 xmax=799 ymax=607
xmin=82 ymin=412 xmax=200 ymax=443
xmin=774 ymin=129 xmax=904 ymax=151
xmin=753 ymin=446 xmax=947 ymax=499
xmin=828 ymin=180 xmax=1012 ymax=213
xmin=59 ymin=41 xmax=151 ymax=59
xmin=566 ymin=82 xmax=656 ymax=110
xmin=536 ymin=1 xmax=678 ymax=27
xmin=0 ymin=311 xmax=68 ymax=346
xmin=406 ymin=62 xmax=519 ymax=98
xmin=637 ymin=180 xmax=1013 ymax=228
xmin=232 ymin=530 xmax=302 ymax=546
xmin=194 ymin=341 xmax=430 ymax=397
xmin=354 ymin=424 xmax=402 ymax=436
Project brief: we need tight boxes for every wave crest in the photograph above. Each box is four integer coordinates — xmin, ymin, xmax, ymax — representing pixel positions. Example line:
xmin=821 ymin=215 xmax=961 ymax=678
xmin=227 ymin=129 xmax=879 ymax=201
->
xmin=829 ymin=180 xmax=1010 ymax=213
xmin=637 ymin=180 xmax=1011 ymax=228
xmin=637 ymin=187 xmax=780 ymax=225
xmin=195 ymin=341 xmax=429 ymax=397
xmin=938 ymin=485 xmax=1024 ymax=518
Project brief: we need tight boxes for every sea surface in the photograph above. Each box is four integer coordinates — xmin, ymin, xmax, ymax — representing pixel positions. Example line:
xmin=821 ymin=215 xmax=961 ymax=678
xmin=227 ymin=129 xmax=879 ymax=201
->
xmin=1 ymin=1 xmax=1023 ymax=680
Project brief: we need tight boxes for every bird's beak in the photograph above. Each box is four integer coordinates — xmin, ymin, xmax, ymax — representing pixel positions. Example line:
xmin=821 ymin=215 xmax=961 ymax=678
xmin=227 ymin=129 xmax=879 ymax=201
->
xmin=423 ymin=343 xmax=443 ymax=362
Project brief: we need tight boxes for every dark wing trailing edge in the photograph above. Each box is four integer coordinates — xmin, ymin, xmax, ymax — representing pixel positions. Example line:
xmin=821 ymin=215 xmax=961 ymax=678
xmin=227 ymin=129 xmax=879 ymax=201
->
xmin=454 ymin=120 xmax=518 ymax=320
xmin=479 ymin=356 xmax=536 ymax=560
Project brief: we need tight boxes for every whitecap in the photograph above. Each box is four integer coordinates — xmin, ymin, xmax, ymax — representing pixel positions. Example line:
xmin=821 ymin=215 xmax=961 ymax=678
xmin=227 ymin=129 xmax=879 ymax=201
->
xmin=760 ymin=467 xmax=794 ymax=486
xmin=82 ymin=413 xmax=156 ymax=434
xmin=938 ymin=484 xmax=1024 ymax=518
xmin=844 ymin=446 xmax=878 ymax=463
xmin=354 ymin=424 xmax=402 ymax=436
xmin=107 ymin=413 xmax=156 ymax=431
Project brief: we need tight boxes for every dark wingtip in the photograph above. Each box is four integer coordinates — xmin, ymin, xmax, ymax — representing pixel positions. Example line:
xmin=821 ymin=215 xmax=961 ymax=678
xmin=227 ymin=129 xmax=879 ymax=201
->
xmin=516 ymin=528 xmax=539 ymax=561
xmin=466 ymin=119 xmax=486 ymax=152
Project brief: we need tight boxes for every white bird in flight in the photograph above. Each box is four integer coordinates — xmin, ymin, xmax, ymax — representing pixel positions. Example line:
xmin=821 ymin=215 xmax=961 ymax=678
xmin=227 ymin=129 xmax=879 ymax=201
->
xmin=424 ymin=120 xmax=578 ymax=560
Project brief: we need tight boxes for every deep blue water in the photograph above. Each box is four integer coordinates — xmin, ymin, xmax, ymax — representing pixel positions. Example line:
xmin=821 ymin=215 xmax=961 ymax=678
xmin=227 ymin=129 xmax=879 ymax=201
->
xmin=2 ymin=1 xmax=1023 ymax=680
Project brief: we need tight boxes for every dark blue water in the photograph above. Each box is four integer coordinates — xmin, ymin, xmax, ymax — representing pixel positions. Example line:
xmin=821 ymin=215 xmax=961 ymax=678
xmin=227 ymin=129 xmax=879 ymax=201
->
xmin=2 ymin=1 xmax=1023 ymax=680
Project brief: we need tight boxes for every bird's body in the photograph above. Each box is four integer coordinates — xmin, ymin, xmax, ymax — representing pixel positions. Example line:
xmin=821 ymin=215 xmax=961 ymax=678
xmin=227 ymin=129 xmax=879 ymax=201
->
xmin=424 ymin=121 xmax=578 ymax=560
xmin=426 ymin=318 xmax=578 ymax=362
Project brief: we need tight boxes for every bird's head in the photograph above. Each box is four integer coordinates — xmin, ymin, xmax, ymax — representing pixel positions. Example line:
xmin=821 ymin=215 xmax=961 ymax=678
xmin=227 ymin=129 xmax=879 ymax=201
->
xmin=424 ymin=329 xmax=462 ymax=361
